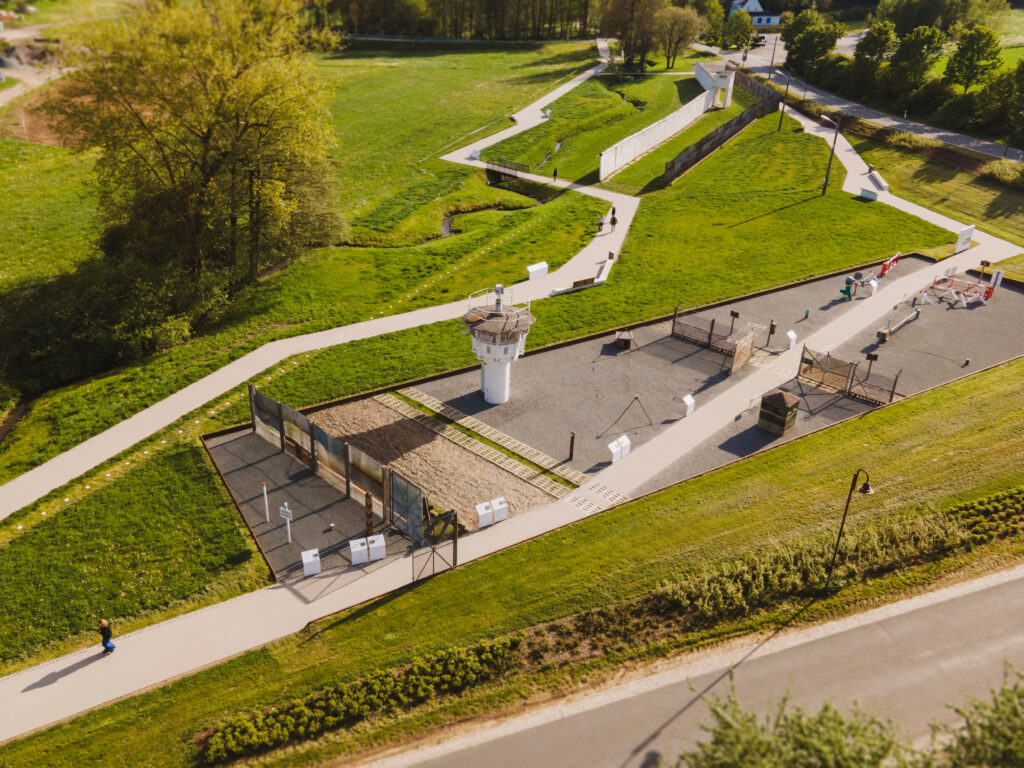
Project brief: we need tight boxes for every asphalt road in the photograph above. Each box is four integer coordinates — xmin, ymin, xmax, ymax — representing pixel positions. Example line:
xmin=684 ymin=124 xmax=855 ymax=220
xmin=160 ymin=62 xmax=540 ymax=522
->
xmin=411 ymin=572 xmax=1024 ymax=768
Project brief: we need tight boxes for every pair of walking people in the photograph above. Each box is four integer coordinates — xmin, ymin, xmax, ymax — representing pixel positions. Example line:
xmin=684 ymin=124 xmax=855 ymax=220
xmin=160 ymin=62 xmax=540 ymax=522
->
xmin=598 ymin=206 xmax=618 ymax=233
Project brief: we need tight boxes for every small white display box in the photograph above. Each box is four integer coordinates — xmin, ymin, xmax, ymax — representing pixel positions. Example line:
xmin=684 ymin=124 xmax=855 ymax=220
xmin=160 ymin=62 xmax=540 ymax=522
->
xmin=301 ymin=549 xmax=321 ymax=578
xmin=682 ymin=394 xmax=695 ymax=417
xmin=475 ymin=501 xmax=494 ymax=528
xmin=367 ymin=534 xmax=386 ymax=562
xmin=608 ymin=435 xmax=631 ymax=463
xmin=491 ymin=496 xmax=509 ymax=523
xmin=527 ymin=261 xmax=548 ymax=280
xmin=349 ymin=538 xmax=369 ymax=566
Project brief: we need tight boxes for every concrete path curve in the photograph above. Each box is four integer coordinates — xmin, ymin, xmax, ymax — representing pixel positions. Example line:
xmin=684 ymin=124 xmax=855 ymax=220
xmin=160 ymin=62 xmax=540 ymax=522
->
xmin=1 ymin=46 xmax=1021 ymax=747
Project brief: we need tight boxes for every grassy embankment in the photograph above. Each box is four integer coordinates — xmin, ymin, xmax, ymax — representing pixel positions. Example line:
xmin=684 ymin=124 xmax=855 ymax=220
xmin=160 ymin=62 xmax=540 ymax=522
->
xmin=480 ymin=73 xmax=705 ymax=183
xmin=3 ymin=351 xmax=1024 ymax=767
xmin=599 ymin=87 xmax=758 ymax=195
xmin=850 ymin=136 xmax=1024 ymax=247
xmin=0 ymin=111 xmax=953 ymax=672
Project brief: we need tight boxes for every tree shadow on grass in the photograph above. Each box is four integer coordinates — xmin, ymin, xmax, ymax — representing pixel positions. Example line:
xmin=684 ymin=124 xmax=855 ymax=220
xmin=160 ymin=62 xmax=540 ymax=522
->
xmin=727 ymin=195 xmax=817 ymax=228
xmin=984 ymin=185 xmax=1024 ymax=222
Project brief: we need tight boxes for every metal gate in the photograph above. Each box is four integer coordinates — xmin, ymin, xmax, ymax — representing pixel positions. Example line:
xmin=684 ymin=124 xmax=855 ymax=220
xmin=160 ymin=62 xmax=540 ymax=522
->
xmin=388 ymin=469 xmax=425 ymax=547
xmin=798 ymin=347 xmax=900 ymax=405
xmin=412 ymin=510 xmax=458 ymax=581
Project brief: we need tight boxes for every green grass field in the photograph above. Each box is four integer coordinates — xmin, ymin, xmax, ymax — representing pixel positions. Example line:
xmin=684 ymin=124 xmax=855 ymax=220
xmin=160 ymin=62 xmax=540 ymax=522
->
xmin=2 ymin=0 xmax=124 ymax=27
xmin=3 ymin=351 xmax=1024 ymax=767
xmin=999 ymin=251 xmax=1024 ymax=281
xmin=850 ymin=136 xmax=1024 ymax=246
xmin=622 ymin=48 xmax=720 ymax=71
xmin=0 ymin=444 xmax=267 ymax=667
xmin=0 ymin=139 xmax=98 ymax=288
xmin=930 ymin=44 xmax=1024 ymax=83
xmin=481 ymin=74 xmax=705 ymax=183
xmin=600 ymin=87 xmax=759 ymax=195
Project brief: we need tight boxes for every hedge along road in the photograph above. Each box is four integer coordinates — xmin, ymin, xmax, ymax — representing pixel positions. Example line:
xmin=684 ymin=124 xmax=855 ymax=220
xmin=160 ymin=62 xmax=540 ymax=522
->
xmin=0 ymin=45 xmax=637 ymax=523
xmin=1 ymin=53 xmax=1022 ymax=743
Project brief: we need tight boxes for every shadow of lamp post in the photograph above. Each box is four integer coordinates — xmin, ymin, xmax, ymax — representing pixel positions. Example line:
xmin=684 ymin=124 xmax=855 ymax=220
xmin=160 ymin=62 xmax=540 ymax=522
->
xmin=824 ymin=468 xmax=873 ymax=593
xmin=820 ymin=113 xmax=842 ymax=196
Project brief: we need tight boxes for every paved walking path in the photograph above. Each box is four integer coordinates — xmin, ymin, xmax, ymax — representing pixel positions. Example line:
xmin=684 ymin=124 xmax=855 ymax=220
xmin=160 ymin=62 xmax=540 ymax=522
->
xmin=1 ymin=46 xmax=1020 ymax=746
xmin=713 ymin=38 xmax=1021 ymax=162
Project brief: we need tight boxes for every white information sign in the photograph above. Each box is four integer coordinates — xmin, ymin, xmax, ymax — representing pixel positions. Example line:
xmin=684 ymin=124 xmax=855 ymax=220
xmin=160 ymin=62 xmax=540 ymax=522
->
xmin=954 ymin=224 xmax=975 ymax=254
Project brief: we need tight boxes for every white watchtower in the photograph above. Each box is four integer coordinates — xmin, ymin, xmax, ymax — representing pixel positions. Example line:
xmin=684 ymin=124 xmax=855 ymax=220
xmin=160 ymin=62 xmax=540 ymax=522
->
xmin=461 ymin=285 xmax=536 ymax=404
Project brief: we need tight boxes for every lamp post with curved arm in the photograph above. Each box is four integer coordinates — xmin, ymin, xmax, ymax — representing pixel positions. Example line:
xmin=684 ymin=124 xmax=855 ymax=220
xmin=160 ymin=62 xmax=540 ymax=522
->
xmin=825 ymin=468 xmax=873 ymax=592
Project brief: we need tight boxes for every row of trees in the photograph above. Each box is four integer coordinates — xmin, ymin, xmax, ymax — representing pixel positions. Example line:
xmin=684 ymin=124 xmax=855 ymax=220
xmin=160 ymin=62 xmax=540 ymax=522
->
xmin=605 ymin=0 xmax=715 ymax=71
xmin=306 ymin=0 xmax=599 ymax=39
xmin=780 ymin=9 xmax=1024 ymax=143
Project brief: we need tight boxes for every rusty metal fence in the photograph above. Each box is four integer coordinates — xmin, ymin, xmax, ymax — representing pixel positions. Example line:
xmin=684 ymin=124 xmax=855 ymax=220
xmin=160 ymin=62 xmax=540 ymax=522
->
xmin=797 ymin=347 xmax=900 ymax=405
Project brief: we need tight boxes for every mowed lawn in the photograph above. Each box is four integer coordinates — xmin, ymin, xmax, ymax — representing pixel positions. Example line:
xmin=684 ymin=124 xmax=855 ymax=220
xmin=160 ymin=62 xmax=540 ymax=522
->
xmin=4 ymin=353 xmax=1024 ymax=767
xmin=851 ymin=136 xmax=1024 ymax=247
xmin=318 ymin=40 xmax=596 ymax=239
xmin=931 ymin=44 xmax=1024 ymax=81
xmin=0 ymin=139 xmax=99 ymax=288
xmin=481 ymin=73 xmax=705 ymax=182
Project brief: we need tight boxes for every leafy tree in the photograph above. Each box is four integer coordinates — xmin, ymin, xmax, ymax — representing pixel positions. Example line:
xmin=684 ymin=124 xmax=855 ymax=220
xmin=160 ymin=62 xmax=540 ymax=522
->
xmin=688 ymin=0 xmax=724 ymax=45
xmin=890 ymin=24 xmax=947 ymax=88
xmin=722 ymin=9 xmax=753 ymax=50
xmin=856 ymin=20 xmax=899 ymax=69
xmin=676 ymin=693 xmax=916 ymax=768
xmin=655 ymin=6 xmax=705 ymax=68
xmin=51 ymin=0 xmax=340 ymax=304
xmin=781 ymin=9 xmax=845 ymax=75
xmin=945 ymin=25 xmax=1002 ymax=91
xmin=607 ymin=0 xmax=669 ymax=71
xmin=935 ymin=670 xmax=1024 ymax=767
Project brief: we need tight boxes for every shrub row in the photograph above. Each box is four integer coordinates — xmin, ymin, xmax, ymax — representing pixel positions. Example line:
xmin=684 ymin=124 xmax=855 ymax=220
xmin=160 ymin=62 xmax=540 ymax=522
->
xmin=200 ymin=636 xmax=522 ymax=764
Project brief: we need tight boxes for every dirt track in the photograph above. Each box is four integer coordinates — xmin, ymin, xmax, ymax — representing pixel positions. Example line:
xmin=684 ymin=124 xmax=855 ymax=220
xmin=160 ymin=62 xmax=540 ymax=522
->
xmin=310 ymin=398 xmax=554 ymax=530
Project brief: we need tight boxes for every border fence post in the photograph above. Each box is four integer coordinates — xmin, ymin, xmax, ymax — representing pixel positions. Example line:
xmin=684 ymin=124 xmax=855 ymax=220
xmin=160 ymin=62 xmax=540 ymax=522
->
xmin=343 ymin=442 xmax=351 ymax=499
xmin=382 ymin=467 xmax=391 ymax=526
xmin=276 ymin=401 xmax=286 ymax=453
xmin=890 ymin=370 xmax=902 ymax=403
xmin=708 ymin=318 xmax=715 ymax=347
xmin=307 ymin=420 xmax=317 ymax=473
xmin=248 ymin=385 xmax=257 ymax=432
xmin=846 ymin=362 xmax=858 ymax=396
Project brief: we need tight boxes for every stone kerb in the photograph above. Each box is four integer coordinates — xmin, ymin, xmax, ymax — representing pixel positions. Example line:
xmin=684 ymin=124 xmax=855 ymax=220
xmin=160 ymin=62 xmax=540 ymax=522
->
xmin=663 ymin=97 xmax=776 ymax=184
xmin=598 ymin=87 xmax=715 ymax=180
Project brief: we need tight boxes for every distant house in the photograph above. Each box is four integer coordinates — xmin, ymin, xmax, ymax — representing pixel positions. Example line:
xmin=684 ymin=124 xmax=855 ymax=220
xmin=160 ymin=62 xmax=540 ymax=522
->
xmin=730 ymin=0 xmax=781 ymax=26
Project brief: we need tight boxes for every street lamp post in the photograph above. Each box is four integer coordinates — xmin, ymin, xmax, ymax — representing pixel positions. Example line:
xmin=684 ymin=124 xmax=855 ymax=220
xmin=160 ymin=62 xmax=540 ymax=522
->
xmin=769 ymin=35 xmax=779 ymax=79
xmin=825 ymin=468 xmax=873 ymax=592
xmin=775 ymin=68 xmax=792 ymax=132
xmin=820 ymin=114 xmax=841 ymax=196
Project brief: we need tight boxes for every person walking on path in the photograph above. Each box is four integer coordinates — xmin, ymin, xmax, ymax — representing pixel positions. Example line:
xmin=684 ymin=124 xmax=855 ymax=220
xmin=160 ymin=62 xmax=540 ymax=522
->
xmin=611 ymin=213 xmax=618 ymax=231
xmin=598 ymin=214 xmax=605 ymax=232
xmin=552 ymin=167 xmax=558 ymax=183
xmin=98 ymin=619 xmax=115 ymax=655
